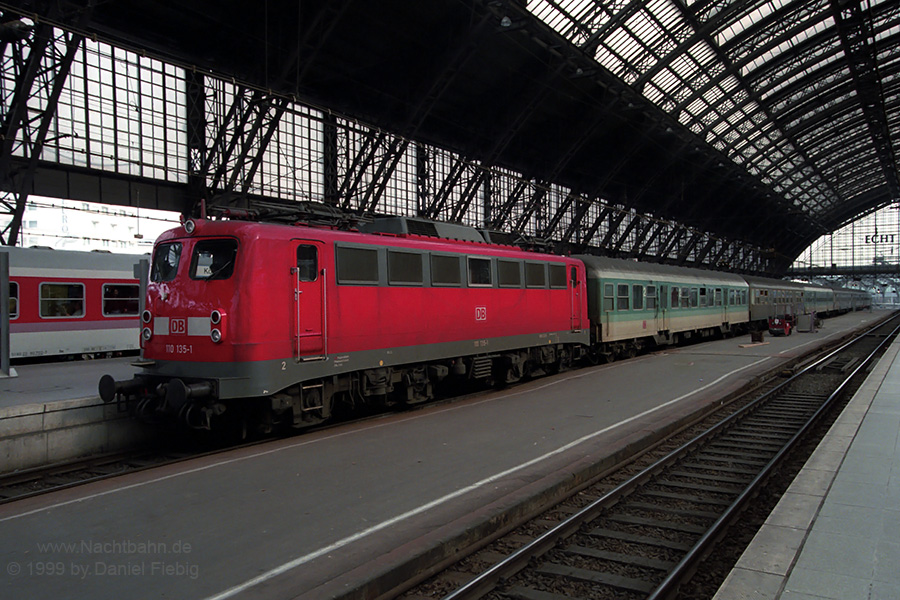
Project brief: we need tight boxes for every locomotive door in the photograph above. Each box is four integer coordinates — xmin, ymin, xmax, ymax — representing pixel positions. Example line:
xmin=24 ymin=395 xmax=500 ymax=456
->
xmin=570 ymin=266 xmax=583 ymax=331
xmin=292 ymin=241 xmax=326 ymax=361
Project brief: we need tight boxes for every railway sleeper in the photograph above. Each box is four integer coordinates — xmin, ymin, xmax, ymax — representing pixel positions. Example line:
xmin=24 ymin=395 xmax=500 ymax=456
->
xmin=563 ymin=545 xmax=676 ymax=572
xmin=587 ymin=527 xmax=693 ymax=552
xmin=536 ymin=562 xmax=657 ymax=594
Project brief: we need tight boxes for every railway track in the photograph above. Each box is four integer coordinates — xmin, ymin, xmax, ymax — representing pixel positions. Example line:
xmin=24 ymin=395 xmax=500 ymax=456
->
xmin=400 ymin=314 xmax=900 ymax=600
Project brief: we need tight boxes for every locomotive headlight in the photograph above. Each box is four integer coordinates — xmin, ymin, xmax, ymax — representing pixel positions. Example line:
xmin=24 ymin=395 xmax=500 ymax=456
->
xmin=142 ymin=327 xmax=152 ymax=341
xmin=184 ymin=219 xmax=196 ymax=234
xmin=210 ymin=328 xmax=222 ymax=343
xmin=141 ymin=310 xmax=152 ymax=324
xmin=210 ymin=310 xmax=222 ymax=325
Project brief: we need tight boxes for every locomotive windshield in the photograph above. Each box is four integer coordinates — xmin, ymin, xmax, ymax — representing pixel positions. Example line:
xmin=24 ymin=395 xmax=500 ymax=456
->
xmin=151 ymin=242 xmax=182 ymax=282
xmin=190 ymin=239 xmax=238 ymax=280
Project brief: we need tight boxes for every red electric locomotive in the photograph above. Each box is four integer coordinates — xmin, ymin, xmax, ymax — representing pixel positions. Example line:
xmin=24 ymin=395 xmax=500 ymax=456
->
xmin=100 ymin=217 xmax=590 ymax=431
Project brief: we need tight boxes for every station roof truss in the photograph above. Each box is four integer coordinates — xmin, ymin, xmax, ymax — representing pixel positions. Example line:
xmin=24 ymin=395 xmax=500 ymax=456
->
xmin=0 ymin=0 xmax=898 ymax=276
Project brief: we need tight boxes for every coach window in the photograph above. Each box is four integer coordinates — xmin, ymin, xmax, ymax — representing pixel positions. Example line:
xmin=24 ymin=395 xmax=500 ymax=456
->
xmin=632 ymin=285 xmax=644 ymax=310
xmin=40 ymin=283 xmax=84 ymax=318
xmin=388 ymin=250 xmax=423 ymax=285
xmin=431 ymin=254 xmax=461 ymax=286
xmin=296 ymin=245 xmax=318 ymax=281
xmin=336 ymin=246 xmax=379 ymax=284
xmin=681 ymin=287 xmax=690 ymax=308
xmin=102 ymin=284 xmax=140 ymax=316
xmin=498 ymin=260 xmax=521 ymax=288
xmin=699 ymin=287 xmax=708 ymax=307
xmin=150 ymin=242 xmax=182 ymax=282
xmin=549 ymin=264 xmax=566 ymax=289
xmin=525 ymin=262 xmax=546 ymax=288
xmin=190 ymin=239 xmax=237 ymax=280
xmin=715 ymin=288 xmax=723 ymax=306
xmin=690 ymin=288 xmax=699 ymax=308
xmin=468 ymin=257 xmax=492 ymax=286
xmin=603 ymin=284 xmax=614 ymax=311
xmin=646 ymin=285 xmax=657 ymax=310
xmin=671 ymin=286 xmax=680 ymax=309
xmin=617 ymin=284 xmax=629 ymax=310
xmin=8 ymin=282 xmax=17 ymax=319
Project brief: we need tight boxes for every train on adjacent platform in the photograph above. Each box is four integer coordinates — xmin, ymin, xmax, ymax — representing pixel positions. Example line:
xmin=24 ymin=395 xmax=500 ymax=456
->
xmin=96 ymin=216 xmax=870 ymax=434
xmin=2 ymin=246 xmax=142 ymax=361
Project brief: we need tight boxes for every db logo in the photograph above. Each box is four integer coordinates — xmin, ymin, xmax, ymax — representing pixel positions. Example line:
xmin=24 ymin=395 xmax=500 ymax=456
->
xmin=170 ymin=318 xmax=187 ymax=335
xmin=475 ymin=306 xmax=487 ymax=321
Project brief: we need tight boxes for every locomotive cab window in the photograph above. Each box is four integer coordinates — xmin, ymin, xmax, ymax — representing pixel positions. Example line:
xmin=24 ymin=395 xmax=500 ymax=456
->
xmin=337 ymin=246 xmax=379 ymax=284
xmin=468 ymin=257 xmax=492 ymax=287
xmin=431 ymin=254 xmax=461 ymax=286
xmin=150 ymin=242 xmax=182 ymax=282
xmin=102 ymin=284 xmax=139 ymax=316
xmin=40 ymin=283 xmax=84 ymax=318
xmin=191 ymin=239 xmax=238 ymax=280
xmin=296 ymin=245 xmax=318 ymax=281
xmin=8 ymin=282 xmax=17 ymax=319
xmin=388 ymin=250 xmax=423 ymax=285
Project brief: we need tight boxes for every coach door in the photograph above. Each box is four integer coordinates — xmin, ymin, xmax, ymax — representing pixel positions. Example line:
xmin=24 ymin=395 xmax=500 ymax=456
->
xmin=659 ymin=285 xmax=669 ymax=333
xmin=292 ymin=241 xmax=326 ymax=360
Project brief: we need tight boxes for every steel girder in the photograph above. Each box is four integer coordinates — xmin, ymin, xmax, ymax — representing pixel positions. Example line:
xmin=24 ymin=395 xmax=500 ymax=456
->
xmin=1 ymin=17 xmax=84 ymax=245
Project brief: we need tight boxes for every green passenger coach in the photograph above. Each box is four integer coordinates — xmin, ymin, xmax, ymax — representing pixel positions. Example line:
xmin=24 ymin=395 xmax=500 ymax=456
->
xmin=578 ymin=255 xmax=749 ymax=361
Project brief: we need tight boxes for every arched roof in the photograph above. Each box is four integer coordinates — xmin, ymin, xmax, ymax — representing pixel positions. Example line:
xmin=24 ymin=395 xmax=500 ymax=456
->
xmin=528 ymin=0 xmax=900 ymax=236
xmin=2 ymin=0 xmax=897 ymax=272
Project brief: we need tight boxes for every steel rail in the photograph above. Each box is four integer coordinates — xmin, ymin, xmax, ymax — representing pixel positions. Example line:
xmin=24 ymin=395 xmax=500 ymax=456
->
xmin=440 ymin=314 xmax=900 ymax=600
xmin=647 ymin=318 xmax=900 ymax=599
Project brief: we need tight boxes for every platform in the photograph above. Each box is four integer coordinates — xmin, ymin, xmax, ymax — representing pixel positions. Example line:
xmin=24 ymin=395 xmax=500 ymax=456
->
xmin=0 ymin=310 xmax=889 ymax=600
xmin=0 ymin=357 xmax=149 ymax=473
xmin=714 ymin=320 xmax=900 ymax=599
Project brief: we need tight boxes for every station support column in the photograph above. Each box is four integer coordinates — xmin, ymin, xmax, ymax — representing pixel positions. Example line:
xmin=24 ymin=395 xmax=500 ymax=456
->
xmin=1 ymin=252 xmax=17 ymax=378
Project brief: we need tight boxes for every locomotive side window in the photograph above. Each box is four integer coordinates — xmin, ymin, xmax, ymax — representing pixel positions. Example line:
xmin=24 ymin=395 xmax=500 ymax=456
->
xmin=190 ymin=239 xmax=237 ymax=280
xmin=337 ymin=246 xmax=379 ymax=284
xmin=549 ymin=264 xmax=566 ymax=289
xmin=632 ymin=285 xmax=643 ymax=310
xmin=525 ymin=262 xmax=546 ymax=288
xmin=8 ymin=282 xmax=17 ymax=319
xmin=603 ymin=284 xmax=614 ymax=311
xmin=468 ymin=257 xmax=492 ymax=286
xmin=388 ymin=250 xmax=423 ymax=285
xmin=498 ymin=260 xmax=521 ymax=288
xmin=296 ymin=245 xmax=318 ymax=282
xmin=40 ymin=283 xmax=84 ymax=318
xmin=431 ymin=254 xmax=461 ymax=286
xmin=646 ymin=285 xmax=657 ymax=310
xmin=102 ymin=284 xmax=140 ymax=316
xmin=617 ymin=284 xmax=629 ymax=310
xmin=151 ymin=242 xmax=182 ymax=282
